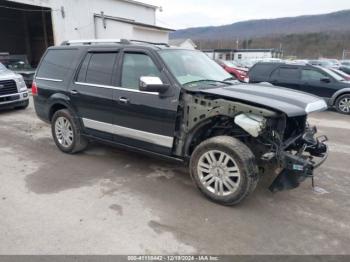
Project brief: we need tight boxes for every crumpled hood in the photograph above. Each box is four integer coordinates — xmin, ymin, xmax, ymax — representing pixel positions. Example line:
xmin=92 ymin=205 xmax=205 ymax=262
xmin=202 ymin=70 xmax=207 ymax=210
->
xmin=200 ymin=83 xmax=327 ymax=117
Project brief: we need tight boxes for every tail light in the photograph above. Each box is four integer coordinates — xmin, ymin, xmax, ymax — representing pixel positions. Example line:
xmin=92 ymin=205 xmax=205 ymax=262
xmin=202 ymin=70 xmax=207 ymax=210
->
xmin=32 ymin=81 xmax=38 ymax=96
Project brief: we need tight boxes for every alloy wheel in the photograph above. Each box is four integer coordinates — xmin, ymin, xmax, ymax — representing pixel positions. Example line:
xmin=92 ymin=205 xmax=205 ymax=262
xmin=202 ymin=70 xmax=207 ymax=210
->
xmin=55 ymin=116 xmax=74 ymax=148
xmin=339 ymin=97 xmax=350 ymax=113
xmin=197 ymin=150 xmax=241 ymax=196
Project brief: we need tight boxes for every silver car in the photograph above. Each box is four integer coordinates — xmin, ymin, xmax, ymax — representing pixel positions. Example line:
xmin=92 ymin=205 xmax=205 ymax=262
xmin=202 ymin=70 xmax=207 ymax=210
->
xmin=0 ymin=62 xmax=29 ymax=110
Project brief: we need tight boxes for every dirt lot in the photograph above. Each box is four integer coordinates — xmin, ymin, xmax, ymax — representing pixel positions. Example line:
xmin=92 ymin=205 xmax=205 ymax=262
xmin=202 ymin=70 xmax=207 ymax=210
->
xmin=0 ymin=97 xmax=349 ymax=255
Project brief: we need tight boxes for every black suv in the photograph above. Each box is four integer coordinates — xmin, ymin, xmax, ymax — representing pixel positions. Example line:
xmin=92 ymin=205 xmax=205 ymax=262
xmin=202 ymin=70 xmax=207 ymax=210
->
xmin=249 ymin=63 xmax=350 ymax=114
xmin=33 ymin=40 xmax=328 ymax=205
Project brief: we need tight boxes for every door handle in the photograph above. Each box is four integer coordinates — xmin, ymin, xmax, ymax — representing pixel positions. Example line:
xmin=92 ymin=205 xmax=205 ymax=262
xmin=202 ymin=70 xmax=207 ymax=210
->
xmin=70 ymin=90 xmax=79 ymax=95
xmin=119 ymin=97 xmax=129 ymax=104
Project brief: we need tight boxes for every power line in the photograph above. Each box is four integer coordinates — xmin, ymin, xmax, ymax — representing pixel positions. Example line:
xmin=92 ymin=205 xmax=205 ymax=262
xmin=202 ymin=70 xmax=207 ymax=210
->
xmin=0 ymin=5 xmax=59 ymax=12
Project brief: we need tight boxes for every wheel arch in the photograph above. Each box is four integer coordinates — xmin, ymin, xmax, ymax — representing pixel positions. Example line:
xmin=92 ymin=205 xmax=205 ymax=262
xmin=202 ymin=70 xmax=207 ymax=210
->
xmin=183 ymin=115 xmax=248 ymax=158
xmin=47 ymin=94 xmax=76 ymax=122
xmin=330 ymin=88 xmax=350 ymax=106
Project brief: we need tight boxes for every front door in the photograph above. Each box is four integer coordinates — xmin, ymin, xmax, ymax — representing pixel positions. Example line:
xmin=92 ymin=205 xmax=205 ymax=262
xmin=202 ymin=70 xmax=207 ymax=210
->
xmin=300 ymin=68 xmax=337 ymax=98
xmin=111 ymin=49 xmax=180 ymax=155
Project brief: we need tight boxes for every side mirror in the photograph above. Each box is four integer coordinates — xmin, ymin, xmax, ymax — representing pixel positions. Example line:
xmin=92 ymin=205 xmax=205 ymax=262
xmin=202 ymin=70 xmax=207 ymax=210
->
xmin=139 ymin=76 xmax=169 ymax=93
xmin=321 ymin=77 xmax=331 ymax=83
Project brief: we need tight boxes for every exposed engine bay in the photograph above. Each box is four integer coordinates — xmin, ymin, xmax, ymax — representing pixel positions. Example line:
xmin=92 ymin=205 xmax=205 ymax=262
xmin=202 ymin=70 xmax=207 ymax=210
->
xmin=174 ymin=92 xmax=328 ymax=192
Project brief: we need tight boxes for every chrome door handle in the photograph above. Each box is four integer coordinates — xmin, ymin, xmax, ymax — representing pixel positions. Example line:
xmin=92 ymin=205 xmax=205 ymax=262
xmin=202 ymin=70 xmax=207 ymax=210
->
xmin=119 ymin=97 xmax=129 ymax=104
xmin=70 ymin=90 xmax=79 ymax=95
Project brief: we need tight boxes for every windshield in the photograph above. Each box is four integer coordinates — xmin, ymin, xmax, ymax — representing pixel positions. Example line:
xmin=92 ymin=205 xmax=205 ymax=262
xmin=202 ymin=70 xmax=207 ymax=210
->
xmin=321 ymin=67 xmax=345 ymax=81
xmin=159 ymin=50 xmax=232 ymax=87
xmin=4 ymin=60 xmax=32 ymax=70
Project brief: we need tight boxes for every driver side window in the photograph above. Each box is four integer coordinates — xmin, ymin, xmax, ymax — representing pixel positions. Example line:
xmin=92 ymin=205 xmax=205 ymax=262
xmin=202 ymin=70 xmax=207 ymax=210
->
xmin=302 ymin=69 xmax=326 ymax=81
xmin=121 ymin=53 xmax=161 ymax=90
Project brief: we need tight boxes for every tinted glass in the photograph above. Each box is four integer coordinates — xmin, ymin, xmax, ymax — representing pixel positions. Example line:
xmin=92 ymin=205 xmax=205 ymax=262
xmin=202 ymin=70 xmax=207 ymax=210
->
xmin=85 ymin=53 xmax=117 ymax=86
xmin=279 ymin=68 xmax=299 ymax=79
xmin=159 ymin=50 xmax=231 ymax=86
xmin=121 ymin=53 xmax=161 ymax=90
xmin=301 ymin=70 xmax=327 ymax=81
xmin=37 ymin=49 xmax=78 ymax=80
xmin=251 ymin=63 xmax=275 ymax=76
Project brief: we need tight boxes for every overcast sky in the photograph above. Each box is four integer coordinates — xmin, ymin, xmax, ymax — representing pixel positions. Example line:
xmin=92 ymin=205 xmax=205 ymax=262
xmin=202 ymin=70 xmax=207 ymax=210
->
xmin=144 ymin=0 xmax=350 ymax=29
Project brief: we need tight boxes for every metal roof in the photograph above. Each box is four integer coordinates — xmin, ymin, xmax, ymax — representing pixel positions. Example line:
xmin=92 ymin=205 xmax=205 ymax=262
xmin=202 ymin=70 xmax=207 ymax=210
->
xmin=117 ymin=0 xmax=158 ymax=9
xmin=94 ymin=13 xmax=175 ymax=32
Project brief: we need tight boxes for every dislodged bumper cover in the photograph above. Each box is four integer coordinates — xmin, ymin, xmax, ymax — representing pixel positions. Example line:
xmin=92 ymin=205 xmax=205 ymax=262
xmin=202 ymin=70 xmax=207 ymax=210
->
xmin=269 ymin=128 xmax=329 ymax=192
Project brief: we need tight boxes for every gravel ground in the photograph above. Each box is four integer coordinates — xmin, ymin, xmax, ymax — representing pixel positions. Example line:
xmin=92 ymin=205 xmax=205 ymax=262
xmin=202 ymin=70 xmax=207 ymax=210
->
xmin=0 ymin=97 xmax=349 ymax=255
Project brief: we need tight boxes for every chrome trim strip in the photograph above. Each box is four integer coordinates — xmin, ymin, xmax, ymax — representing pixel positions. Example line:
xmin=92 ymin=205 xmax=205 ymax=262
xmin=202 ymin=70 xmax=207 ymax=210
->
xmin=82 ymin=118 xmax=174 ymax=148
xmin=36 ymin=77 xmax=63 ymax=82
xmin=74 ymin=82 xmax=159 ymax=95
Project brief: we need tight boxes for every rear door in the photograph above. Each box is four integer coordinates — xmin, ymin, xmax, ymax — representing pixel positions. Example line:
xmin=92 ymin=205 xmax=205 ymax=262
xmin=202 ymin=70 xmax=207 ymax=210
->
xmin=269 ymin=66 xmax=302 ymax=91
xmin=70 ymin=50 xmax=120 ymax=140
xmin=111 ymin=49 xmax=179 ymax=155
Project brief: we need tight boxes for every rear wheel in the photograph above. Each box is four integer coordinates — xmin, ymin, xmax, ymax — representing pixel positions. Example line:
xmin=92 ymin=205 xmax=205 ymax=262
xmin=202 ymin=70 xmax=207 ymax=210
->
xmin=190 ymin=136 xmax=259 ymax=206
xmin=51 ymin=109 xmax=88 ymax=154
xmin=335 ymin=94 xmax=350 ymax=114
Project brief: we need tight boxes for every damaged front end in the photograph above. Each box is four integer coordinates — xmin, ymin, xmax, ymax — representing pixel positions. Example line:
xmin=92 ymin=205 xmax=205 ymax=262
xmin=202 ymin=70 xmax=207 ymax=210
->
xmin=267 ymin=123 xmax=329 ymax=192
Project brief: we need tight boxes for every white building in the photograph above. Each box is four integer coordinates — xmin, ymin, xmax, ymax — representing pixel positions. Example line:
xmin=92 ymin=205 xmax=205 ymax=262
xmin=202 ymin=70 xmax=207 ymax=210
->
xmin=169 ymin=39 xmax=197 ymax=50
xmin=203 ymin=48 xmax=283 ymax=61
xmin=0 ymin=0 xmax=173 ymax=65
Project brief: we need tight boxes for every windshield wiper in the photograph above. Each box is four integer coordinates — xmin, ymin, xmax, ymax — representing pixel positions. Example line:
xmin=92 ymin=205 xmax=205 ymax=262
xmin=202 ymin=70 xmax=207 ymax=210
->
xmin=183 ymin=79 xmax=231 ymax=86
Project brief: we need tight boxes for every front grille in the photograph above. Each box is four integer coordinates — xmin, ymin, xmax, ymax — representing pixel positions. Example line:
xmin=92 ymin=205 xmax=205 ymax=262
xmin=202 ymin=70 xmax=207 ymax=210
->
xmin=0 ymin=80 xmax=18 ymax=96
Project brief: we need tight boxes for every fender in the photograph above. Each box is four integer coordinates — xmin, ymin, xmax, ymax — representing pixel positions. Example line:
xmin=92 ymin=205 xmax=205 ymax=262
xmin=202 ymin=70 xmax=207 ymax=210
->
xmin=330 ymin=88 xmax=350 ymax=105
xmin=47 ymin=93 xmax=80 ymax=122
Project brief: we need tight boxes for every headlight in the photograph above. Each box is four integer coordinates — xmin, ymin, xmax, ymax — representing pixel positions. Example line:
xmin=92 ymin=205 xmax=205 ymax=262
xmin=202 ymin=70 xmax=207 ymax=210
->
xmin=15 ymin=75 xmax=28 ymax=91
xmin=305 ymin=100 xmax=328 ymax=114
xmin=234 ymin=113 xmax=266 ymax=137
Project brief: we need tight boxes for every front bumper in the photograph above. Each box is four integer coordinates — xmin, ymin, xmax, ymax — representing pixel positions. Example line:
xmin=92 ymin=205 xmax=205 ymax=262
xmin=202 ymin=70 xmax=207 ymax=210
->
xmin=269 ymin=127 xmax=329 ymax=192
xmin=0 ymin=91 xmax=29 ymax=109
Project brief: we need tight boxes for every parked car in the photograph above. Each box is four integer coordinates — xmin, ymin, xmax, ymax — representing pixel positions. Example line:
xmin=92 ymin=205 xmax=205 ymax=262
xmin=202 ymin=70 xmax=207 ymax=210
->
xmin=330 ymin=68 xmax=350 ymax=81
xmin=0 ymin=55 xmax=36 ymax=87
xmin=340 ymin=60 xmax=350 ymax=67
xmin=216 ymin=60 xmax=248 ymax=82
xmin=33 ymin=39 xmax=328 ymax=206
xmin=236 ymin=59 xmax=257 ymax=69
xmin=0 ymin=62 xmax=29 ymax=110
xmin=249 ymin=62 xmax=350 ymax=114
xmin=308 ymin=60 xmax=336 ymax=69
xmin=340 ymin=66 xmax=350 ymax=75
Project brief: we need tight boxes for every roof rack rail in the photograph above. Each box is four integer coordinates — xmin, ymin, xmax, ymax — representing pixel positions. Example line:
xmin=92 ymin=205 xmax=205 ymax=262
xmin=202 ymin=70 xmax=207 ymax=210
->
xmin=60 ymin=39 xmax=170 ymax=48
xmin=129 ymin=39 xmax=170 ymax=47
xmin=61 ymin=39 xmax=131 ymax=46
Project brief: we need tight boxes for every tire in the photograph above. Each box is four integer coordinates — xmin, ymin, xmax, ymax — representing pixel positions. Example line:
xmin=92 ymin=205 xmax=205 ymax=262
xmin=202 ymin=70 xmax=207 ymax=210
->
xmin=190 ymin=136 xmax=259 ymax=206
xmin=15 ymin=100 xmax=29 ymax=110
xmin=51 ymin=109 xmax=88 ymax=154
xmin=335 ymin=94 xmax=350 ymax=114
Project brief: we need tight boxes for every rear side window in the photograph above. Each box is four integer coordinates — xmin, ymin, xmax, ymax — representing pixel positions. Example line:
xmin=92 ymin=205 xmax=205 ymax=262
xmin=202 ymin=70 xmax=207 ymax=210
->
xmin=271 ymin=67 xmax=300 ymax=80
xmin=37 ymin=49 xmax=78 ymax=80
xmin=77 ymin=52 xmax=118 ymax=86
xmin=250 ymin=63 xmax=275 ymax=77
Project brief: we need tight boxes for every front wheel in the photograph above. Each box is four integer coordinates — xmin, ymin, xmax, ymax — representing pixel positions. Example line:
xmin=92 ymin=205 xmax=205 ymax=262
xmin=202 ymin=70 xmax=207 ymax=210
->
xmin=190 ymin=136 xmax=259 ymax=206
xmin=51 ymin=109 xmax=88 ymax=154
xmin=335 ymin=94 xmax=350 ymax=114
